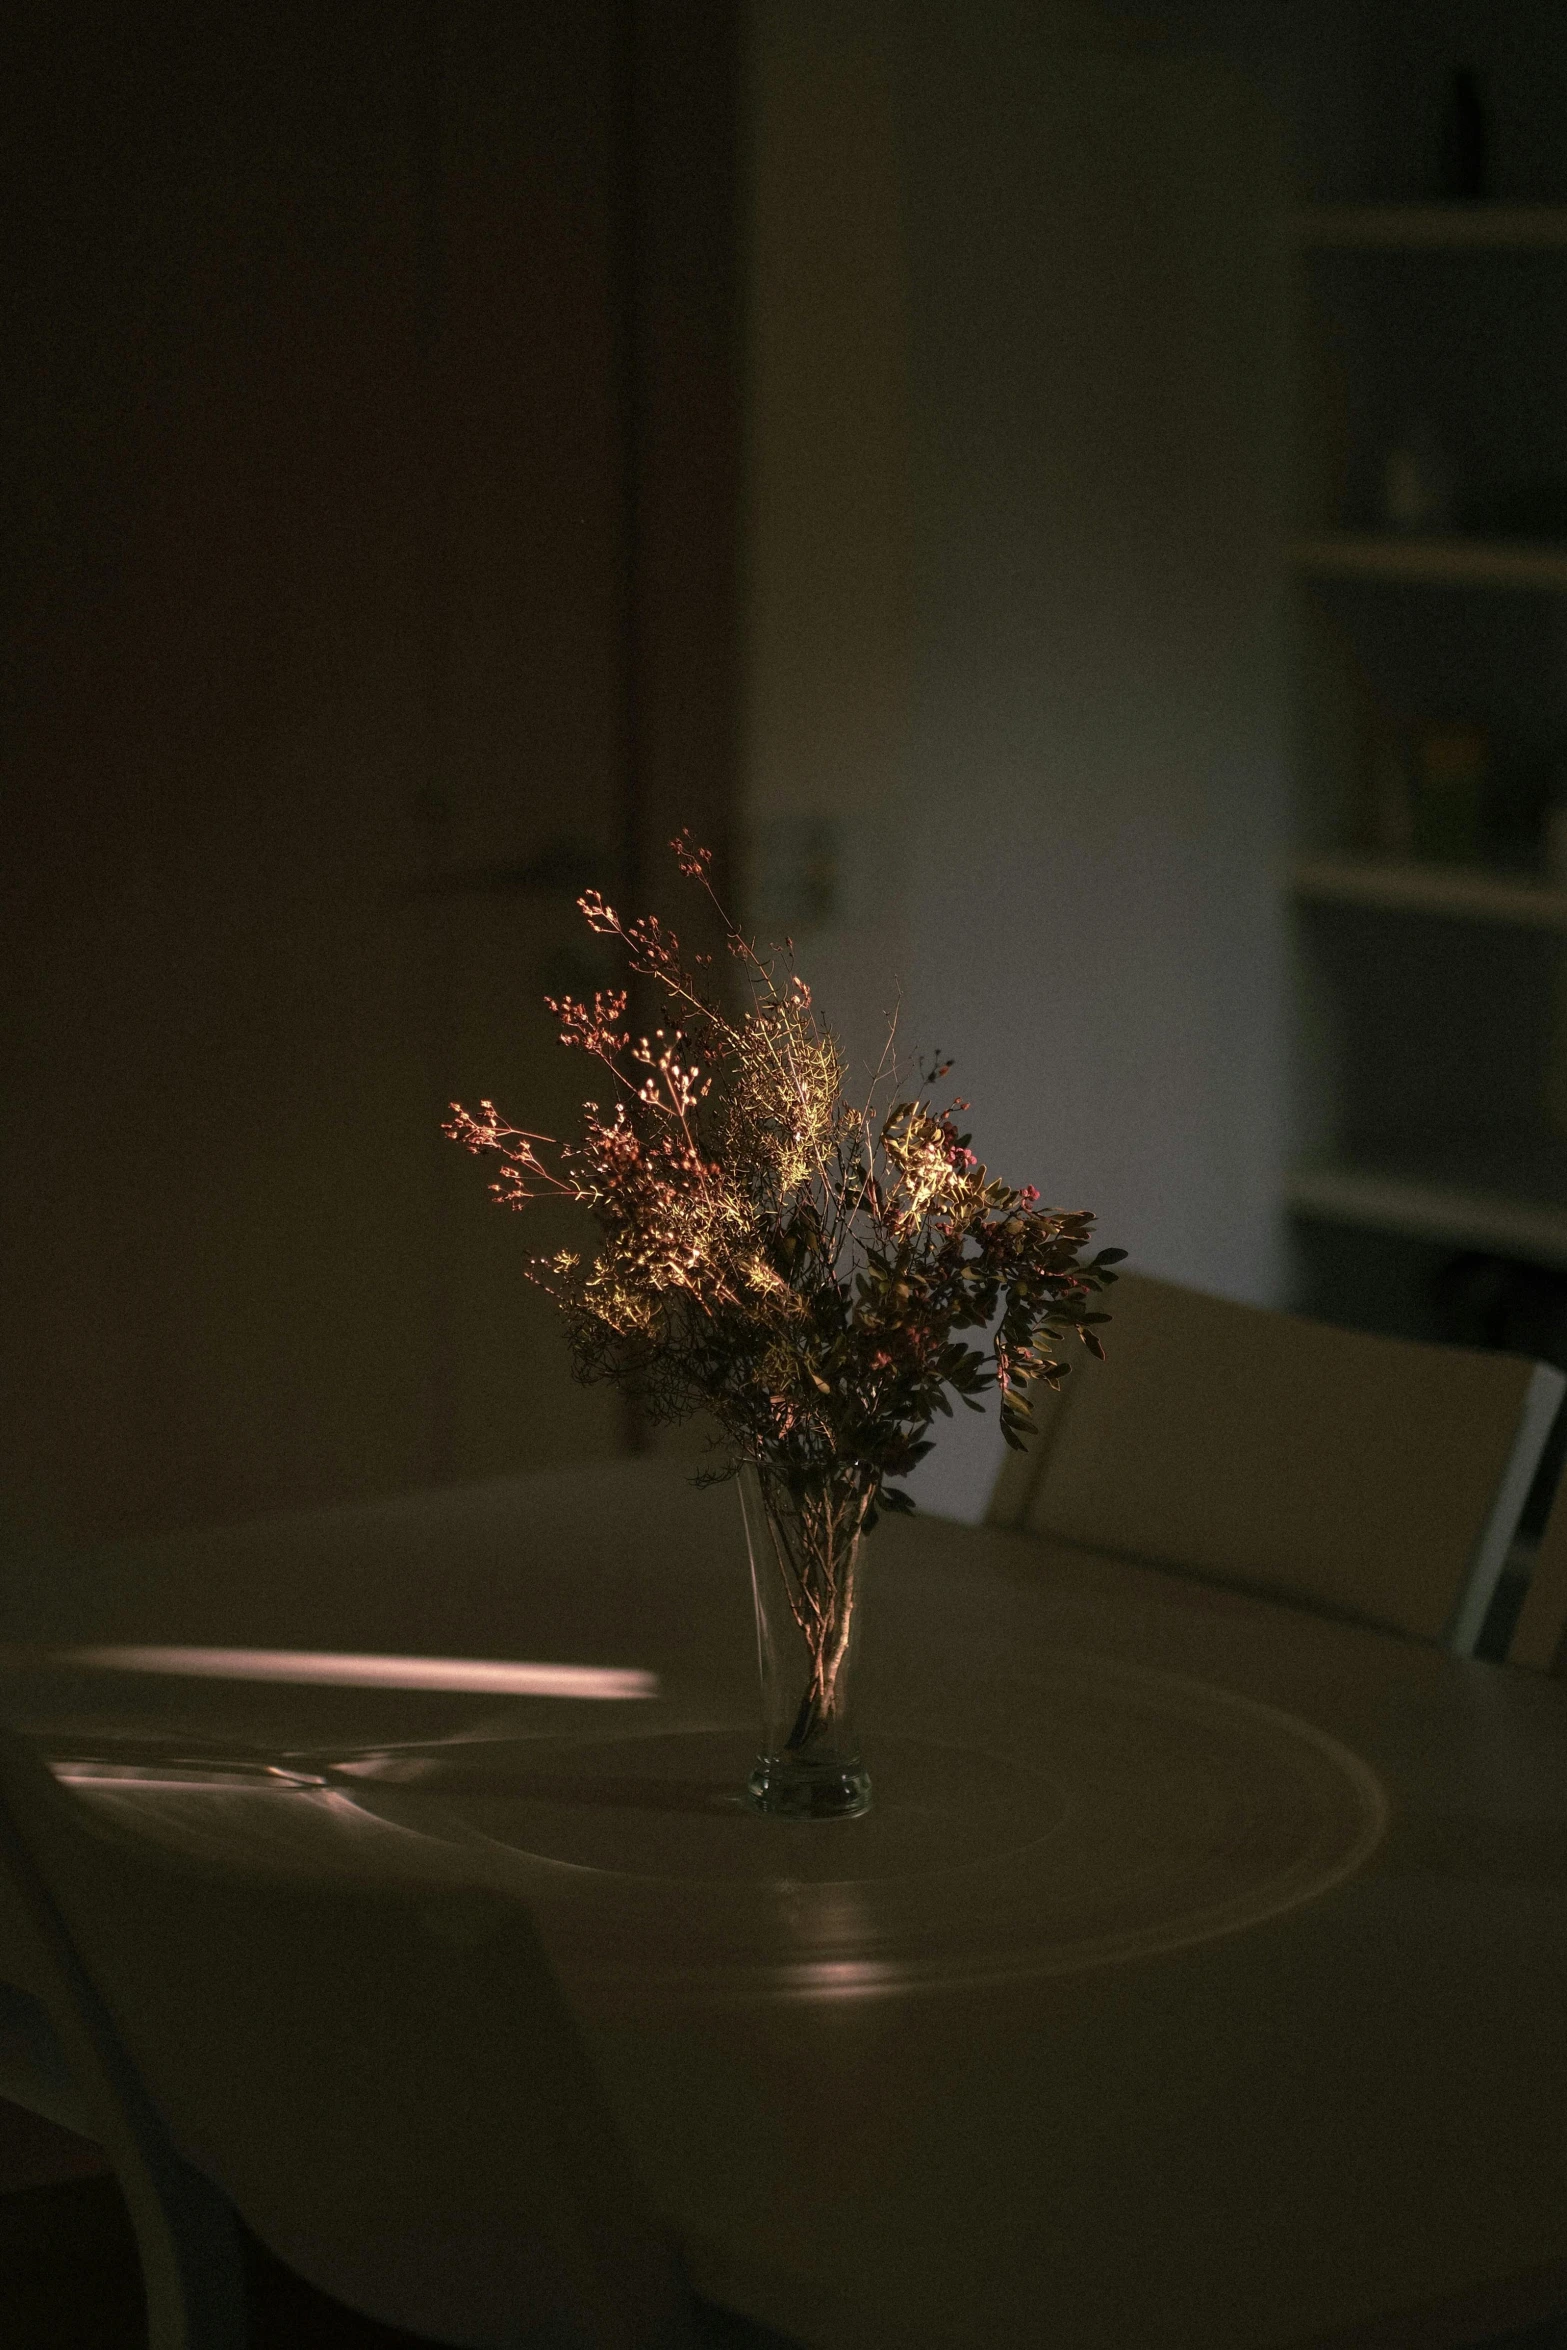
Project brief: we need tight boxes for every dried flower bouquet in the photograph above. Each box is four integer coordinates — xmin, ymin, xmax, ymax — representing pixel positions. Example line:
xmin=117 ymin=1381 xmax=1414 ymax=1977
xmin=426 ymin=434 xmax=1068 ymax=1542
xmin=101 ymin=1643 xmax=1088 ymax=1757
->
xmin=446 ymin=835 xmax=1121 ymax=1814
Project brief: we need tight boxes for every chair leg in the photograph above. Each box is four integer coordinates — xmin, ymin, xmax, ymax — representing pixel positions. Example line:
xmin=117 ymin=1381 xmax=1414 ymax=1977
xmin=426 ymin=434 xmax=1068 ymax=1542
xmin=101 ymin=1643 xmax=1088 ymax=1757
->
xmin=0 ymin=2162 xmax=246 ymax=2350
xmin=116 ymin=2136 xmax=248 ymax=2350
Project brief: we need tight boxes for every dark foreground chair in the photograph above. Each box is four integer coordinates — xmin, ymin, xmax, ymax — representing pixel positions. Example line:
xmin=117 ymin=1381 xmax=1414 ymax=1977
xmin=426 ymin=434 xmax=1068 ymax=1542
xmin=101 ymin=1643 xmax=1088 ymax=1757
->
xmin=0 ymin=1725 xmax=799 ymax=2348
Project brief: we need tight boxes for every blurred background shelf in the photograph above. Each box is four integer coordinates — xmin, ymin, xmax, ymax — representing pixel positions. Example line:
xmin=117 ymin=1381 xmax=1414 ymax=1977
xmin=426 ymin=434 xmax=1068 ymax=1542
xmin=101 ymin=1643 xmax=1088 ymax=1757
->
xmin=1288 ymin=1160 xmax=1567 ymax=1271
xmin=1294 ymin=203 xmax=1567 ymax=250
xmin=1290 ymin=853 xmax=1567 ymax=929
xmin=1293 ymin=534 xmax=1567 ymax=589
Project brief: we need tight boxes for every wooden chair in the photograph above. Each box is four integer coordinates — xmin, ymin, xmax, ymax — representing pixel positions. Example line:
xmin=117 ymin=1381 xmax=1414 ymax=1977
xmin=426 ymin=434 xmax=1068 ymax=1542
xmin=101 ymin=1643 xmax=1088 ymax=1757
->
xmin=0 ymin=1722 xmax=798 ymax=2348
xmin=988 ymin=1272 xmax=1567 ymax=1653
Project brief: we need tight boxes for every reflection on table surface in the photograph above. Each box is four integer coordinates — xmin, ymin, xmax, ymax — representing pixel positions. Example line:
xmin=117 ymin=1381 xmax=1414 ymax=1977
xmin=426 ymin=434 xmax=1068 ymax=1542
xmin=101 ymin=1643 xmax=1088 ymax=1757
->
xmin=30 ymin=1642 xmax=1387 ymax=2008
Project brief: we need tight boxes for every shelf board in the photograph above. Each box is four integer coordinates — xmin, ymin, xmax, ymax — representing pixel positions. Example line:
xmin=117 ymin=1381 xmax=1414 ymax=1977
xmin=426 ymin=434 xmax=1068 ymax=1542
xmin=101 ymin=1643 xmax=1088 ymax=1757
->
xmin=1287 ymin=1164 xmax=1567 ymax=1269
xmin=1292 ymin=203 xmax=1567 ymax=250
xmin=1293 ymin=533 xmax=1567 ymax=589
xmin=1291 ymin=854 xmax=1567 ymax=931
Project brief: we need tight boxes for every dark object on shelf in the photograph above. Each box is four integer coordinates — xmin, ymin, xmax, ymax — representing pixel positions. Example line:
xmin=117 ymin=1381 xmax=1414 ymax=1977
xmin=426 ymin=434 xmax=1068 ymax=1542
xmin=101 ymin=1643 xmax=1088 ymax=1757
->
xmin=1380 ymin=417 xmax=1456 ymax=536
xmin=1433 ymin=1250 xmax=1567 ymax=1375
xmin=1438 ymin=67 xmax=1488 ymax=201
xmin=1410 ymin=721 xmax=1489 ymax=863
xmin=1363 ymin=718 xmax=1414 ymax=856
xmin=1544 ymin=753 xmax=1567 ymax=883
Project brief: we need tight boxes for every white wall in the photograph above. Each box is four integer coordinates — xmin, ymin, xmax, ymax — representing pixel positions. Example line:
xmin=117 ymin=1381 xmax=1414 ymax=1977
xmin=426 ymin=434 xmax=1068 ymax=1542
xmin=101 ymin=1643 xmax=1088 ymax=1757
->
xmin=738 ymin=0 xmax=914 ymax=1092
xmin=742 ymin=0 xmax=1292 ymax=1517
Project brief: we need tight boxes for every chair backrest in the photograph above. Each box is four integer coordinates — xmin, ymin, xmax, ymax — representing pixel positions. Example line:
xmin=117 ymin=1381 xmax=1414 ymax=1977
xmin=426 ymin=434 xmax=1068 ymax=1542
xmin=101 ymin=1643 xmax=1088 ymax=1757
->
xmin=0 ymin=1720 xmax=697 ymax=2349
xmin=1508 ymin=1481 xmax=1567 ymax=1673
xmin=987 ymin=1272 xmax=1566 ymax=1653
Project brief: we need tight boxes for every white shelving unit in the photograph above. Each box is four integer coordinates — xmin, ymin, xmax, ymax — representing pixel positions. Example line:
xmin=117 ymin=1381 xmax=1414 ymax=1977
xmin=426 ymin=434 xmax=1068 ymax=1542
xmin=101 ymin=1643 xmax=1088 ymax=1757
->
xmin=1289 ymin=203 xmax=1567 ymax=1300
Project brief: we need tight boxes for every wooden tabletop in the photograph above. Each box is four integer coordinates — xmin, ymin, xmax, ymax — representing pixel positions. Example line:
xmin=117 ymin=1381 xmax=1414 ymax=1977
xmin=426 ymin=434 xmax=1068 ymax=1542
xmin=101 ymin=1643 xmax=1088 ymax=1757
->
xmin=4 ymin=1458 xmax=1567 ymax=2349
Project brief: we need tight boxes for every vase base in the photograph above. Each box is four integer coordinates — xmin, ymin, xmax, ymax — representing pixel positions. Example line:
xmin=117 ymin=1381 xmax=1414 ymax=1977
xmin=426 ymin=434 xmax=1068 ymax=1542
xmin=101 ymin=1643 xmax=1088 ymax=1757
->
xmin=747 ymin=1754 xmax=872 ymax=1821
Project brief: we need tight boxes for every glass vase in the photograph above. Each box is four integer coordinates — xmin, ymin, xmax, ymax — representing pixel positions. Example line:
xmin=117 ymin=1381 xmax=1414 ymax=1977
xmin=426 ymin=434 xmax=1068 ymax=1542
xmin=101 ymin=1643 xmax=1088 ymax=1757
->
xmin=739 ymin=1461 xmax=872 ymax=1820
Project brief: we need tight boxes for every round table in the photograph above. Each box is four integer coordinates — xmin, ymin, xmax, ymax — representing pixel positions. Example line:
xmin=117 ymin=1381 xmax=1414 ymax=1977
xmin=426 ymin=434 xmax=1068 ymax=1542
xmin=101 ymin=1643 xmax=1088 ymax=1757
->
xmin=5 ymin=1457 xmax=1567 ymax=2349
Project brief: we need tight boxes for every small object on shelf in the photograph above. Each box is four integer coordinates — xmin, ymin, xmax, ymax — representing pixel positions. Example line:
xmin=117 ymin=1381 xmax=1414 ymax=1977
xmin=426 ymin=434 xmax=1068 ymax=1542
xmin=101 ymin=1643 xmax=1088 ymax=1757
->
xmin=1437 ymin=66 xmax=1488 ymax=202
xmin=1364 ymin=720 xmax=1414 ymax=856
xmin=1411 ymin=721 xmax=1489 ymax=863
xmin=1380 ymin=419 xmax=1456 ymax=536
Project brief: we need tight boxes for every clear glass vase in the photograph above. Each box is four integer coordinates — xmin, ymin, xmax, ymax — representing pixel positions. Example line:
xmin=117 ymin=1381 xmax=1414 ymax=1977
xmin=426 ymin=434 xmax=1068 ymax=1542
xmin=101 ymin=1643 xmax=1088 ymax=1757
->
xmin=739 ymin=1461 xmax=872 ymax=1820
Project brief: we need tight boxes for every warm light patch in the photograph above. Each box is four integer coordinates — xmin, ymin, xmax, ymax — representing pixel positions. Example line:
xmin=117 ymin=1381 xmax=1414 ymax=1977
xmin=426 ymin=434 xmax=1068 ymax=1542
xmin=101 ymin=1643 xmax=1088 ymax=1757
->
xmin=17 ymin=1647 xmax=658 ymax=1700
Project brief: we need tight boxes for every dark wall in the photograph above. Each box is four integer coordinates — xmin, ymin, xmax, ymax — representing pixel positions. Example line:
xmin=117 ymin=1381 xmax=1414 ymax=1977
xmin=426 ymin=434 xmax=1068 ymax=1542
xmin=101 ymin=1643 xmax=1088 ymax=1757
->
xmin=1 ymin=3 xmax=740 ymax=1538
